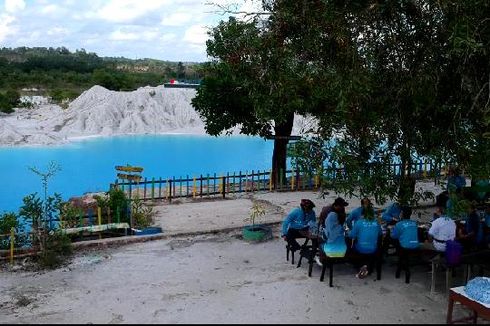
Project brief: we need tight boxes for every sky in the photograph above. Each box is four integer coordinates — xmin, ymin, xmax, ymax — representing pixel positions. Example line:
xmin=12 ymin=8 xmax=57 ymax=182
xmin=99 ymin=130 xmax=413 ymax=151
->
xmin=0 ymin=0 xmax=260 ymax=62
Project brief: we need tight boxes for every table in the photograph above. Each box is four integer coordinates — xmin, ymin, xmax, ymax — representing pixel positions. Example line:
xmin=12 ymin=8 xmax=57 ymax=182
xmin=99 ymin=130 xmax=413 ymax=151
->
xmin=447 ymin=286 xmax=490 ymax=324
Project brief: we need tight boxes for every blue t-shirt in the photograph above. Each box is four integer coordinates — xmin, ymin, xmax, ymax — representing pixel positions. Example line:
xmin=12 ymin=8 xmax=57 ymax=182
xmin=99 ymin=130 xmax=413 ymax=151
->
xmin=281 ymin=207 xmax=316 ymax=236
xmin=447 ymin=175 xmax=466 ymax=192
xmin=391 ymin=219 xmax=419 ymax=249
xmin=465 ymin=212 xmax=483 ymax=244
xmin=324 ymin=211 xmax=344 ymax=244
xmin=381 ymin=203 xmax=401 ymax=223
xmin=348 ymin=218 xmax=382 ymax=254
xmin=346 ymin=206 xmax=363 ymax=229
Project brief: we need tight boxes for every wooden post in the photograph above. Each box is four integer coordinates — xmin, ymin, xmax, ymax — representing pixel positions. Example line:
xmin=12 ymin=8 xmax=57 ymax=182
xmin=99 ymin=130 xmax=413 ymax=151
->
xmin=159 ymin=177 xmax=162 ymax=199
xmin=193 ymin=176 xmax=197 ymax=198
xmin=97 ymin=206 xmax=102 ymax=240
xmin=200 ymin=174 xmax=203 ymax=198
xmin=186 ymin=175 xmax=190 ymax=197
xmin=143 ymin=177 xmax=147 ymax=200
xmin=232 ymin=172 xmax=236 ymax=194
xmin=251 ymin=170 xmax=255 ymax=192
xmin=207 ymin=174 xmax=210 ymax=197
xmin=269 ymin=169 xmax=273 ymax=191
xmin=171 ymin=176 xmax=175 ymax=198
xmin=151 ymin=177 xmax=155 ymax=201
xmin=291 ymin=171 xmax=295 ymax=191
xmin=222 ymin=176 xmax=226 ymax=199
xmin=227 ymin=172 xmax=230 ymax=194
xmin=239 ymin=171 xmax=242 ymax=193
xmin=179 ymin=176 xmax=182 ymax=198
xmin=97 ymin=207 xmax=102 ymax=225
xmin=10 ymin=227 xmax=14 ymax=265
xmin=169 ymin=179 xmax=173 ymax=203
xmin=280 ymin=168 xmax=284 ymax=190
xmin=128 ymin=179 xmax=132 ymax=200
xmin=245 ymin=171 xmax=248 ymax=192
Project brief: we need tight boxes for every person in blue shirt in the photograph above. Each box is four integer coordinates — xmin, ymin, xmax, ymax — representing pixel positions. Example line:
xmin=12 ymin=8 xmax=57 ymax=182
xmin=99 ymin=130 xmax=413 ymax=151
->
xmin=348 ymin=206 xmax=382 ymax=278
xmin=456 ymin=202 xmax=483 ymax=251
xmin=345 ymin=197 xmax=371 ymax=230
xmin=390 ymin=206 xmax=419 ymax=250
xmin=281 ymin=199 xmax=316 ymax=251
xmin=381 ymin=202 xmax=402 ymax=225
xmin=315 ymin=197 xmax=349 ymax=265
xmin=324 ymin=197 xmax=349 ymax=244
xmin=447 ymin=166 xmax=466 ymax=193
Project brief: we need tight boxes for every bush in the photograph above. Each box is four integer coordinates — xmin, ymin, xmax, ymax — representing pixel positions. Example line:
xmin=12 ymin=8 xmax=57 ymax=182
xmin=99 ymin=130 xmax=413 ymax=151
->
xmin=0 ymin=212 xmax=27 ymax=249
xmin=107 ymin=187 xmax=130 ymax=223
xmin=37 ymin=230 xmax=73 ymax=269
xmin=131 ymin=196 xmax=154 ymax=229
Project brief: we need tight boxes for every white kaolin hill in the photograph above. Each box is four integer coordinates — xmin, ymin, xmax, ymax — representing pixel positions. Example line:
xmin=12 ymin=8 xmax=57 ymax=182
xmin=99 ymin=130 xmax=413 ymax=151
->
xmin=0 ymin=85 xmax=317 ymax=146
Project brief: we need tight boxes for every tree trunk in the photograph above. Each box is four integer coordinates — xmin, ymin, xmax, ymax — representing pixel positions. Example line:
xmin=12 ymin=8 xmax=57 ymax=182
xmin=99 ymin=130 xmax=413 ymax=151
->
xmin=271 ymin=113 xmax=295 ymax=189
xmin=398 ymin=140 xmax=415 ymax=205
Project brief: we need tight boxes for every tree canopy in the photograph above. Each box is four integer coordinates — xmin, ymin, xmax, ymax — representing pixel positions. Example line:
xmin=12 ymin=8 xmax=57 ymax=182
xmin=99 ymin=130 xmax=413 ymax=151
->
xmin=194 ymin=0 xmax=489 ymax=203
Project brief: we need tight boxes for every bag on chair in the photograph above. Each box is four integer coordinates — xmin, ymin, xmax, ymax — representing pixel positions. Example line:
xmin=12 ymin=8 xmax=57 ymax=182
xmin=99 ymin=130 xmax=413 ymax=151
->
xmin=445 ymin=240 xmax=462 ymax=266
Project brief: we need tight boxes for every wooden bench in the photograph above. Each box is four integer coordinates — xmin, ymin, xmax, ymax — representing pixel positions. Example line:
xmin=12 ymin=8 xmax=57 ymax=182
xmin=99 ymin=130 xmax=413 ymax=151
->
xmin=430 ymin=249 xmax=490 ymax=296
xmin=286 ymin=237 xmax=310 ymax=265
xmin=61 ymin=223 xmax=130 ymax=236
xmin=319 ymin=248 xmax=383 ymax=287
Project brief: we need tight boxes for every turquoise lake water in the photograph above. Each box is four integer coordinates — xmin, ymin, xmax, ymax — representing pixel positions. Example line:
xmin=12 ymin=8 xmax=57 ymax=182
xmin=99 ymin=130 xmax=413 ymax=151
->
xmin=0 ymin=134 xmax=275 ymax=214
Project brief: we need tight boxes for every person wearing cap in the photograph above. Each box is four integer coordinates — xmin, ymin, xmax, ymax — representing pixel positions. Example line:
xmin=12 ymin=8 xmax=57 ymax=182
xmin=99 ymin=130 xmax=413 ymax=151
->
xmin=281 ymin=199 xmax=317 ymax=251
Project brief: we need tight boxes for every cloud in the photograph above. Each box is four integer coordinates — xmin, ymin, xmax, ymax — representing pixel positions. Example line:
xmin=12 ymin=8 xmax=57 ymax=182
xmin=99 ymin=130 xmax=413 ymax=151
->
xmin=183 ymin=24 xmax=209 ymax=46
xmin=5 ymin=0 xmax=26 ymax=13
xmin=40 ymin=4 xmax=62 ymax=15
xmin=0 ymin=14 xmax=16 ymax=42
xmin=109 ymin=27 xmax=163 ymax=42
xmin=47 ymin=27 xmax=69 ymax=36
xmin=93 ymin=0 xmax=171 ymax=23
xmin=160 ymin=13 xmax=193 ymax=27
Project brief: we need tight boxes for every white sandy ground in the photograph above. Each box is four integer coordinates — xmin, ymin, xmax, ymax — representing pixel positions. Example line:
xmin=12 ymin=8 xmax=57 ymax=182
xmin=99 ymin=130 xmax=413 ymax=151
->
xmin=1 ymin=181 xmax=484 ymax=324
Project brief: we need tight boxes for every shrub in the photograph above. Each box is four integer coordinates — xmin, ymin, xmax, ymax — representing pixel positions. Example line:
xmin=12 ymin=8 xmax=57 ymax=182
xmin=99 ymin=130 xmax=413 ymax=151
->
xmin=0 ymin=212 xmax=27 ymax=250
xmin=131 ymin=196 xmax=154 ymax=229
xmin=37 ymin=230 xmax=73 ymax=269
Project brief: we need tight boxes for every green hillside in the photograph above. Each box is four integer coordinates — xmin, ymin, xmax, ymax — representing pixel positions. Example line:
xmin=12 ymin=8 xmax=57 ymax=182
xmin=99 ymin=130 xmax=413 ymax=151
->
xmin=0 ymin=47 xmax=204 ymax=113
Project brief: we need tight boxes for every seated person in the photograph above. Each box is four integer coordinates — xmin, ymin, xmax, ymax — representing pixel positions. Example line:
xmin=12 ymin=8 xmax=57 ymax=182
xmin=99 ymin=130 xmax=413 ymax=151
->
xmin=318 ymin=197 xmax=349 ymax=235
xmin=447 ymin=166 xmax=466 ymax=194
xmin=390 ymin=206 xmax=419 ymax=250
xmin=347 ymin=206 xmax=382 ymax=278
xmin=484 ymin=206 xmax=490 ymax=244
xmin=281 ymin=199 xmax=316 ymax=251
xmin=381 ymin=202 xmax=402 ymax=225
xmin=345 ymin=197 xmax=371 ymax=230
xmin=315 ymin=198 xmax=349 ymax=265
xmin=456 ymin=202 xmax=484 ymax=251
xmin=323 ymin=197 xmax=348 ymax=254
xmin=421 ymin=205 xmax=456 ymax=252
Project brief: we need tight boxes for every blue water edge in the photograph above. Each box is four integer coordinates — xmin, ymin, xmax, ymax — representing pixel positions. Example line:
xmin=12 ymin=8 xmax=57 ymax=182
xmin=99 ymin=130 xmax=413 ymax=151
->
xmin=0 ymin=134 xmax=275 ymax=215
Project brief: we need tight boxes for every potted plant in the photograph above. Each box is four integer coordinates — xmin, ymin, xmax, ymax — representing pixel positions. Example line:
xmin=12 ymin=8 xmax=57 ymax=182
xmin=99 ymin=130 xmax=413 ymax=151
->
xmin=242 ymin=202 xmax=272 ymax=242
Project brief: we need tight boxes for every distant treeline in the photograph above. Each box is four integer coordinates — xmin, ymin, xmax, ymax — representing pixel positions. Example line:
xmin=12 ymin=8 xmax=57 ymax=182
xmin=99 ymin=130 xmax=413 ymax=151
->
xmin=0 ymin=47 xmax=204 ymax=113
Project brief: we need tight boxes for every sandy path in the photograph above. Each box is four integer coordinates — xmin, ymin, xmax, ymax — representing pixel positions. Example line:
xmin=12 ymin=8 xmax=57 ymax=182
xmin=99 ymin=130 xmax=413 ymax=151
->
xmin=1 ymin=180 xmax=473 ymax=324
xmin=0 ymin=228 xmax=452 ymax=324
